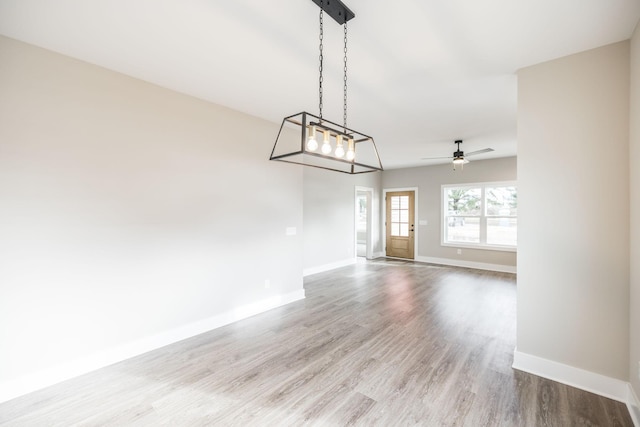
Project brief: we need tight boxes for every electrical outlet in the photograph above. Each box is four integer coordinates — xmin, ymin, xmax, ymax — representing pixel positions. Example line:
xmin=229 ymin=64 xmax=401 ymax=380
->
xmin=264 ymin=279 xmax=271 ymax=289
xmin=457 ymin=249 xmax=462 ymax=255
xmin=638 ymin=361 xmax=640 ymax=381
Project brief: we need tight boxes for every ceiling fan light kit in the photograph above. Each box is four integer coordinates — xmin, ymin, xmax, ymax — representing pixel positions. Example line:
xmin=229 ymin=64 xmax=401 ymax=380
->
xmin=452 ymin=140 xmax=466 ymax=170
xmin=269 ymin=0 xmax=383 ymax=174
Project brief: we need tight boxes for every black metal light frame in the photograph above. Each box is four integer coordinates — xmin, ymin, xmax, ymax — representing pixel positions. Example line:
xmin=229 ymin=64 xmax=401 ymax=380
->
xmin=270 ymin=112 xmax=382 ymax=174
xmin=269 ymin=0 xmax=383 ymax=175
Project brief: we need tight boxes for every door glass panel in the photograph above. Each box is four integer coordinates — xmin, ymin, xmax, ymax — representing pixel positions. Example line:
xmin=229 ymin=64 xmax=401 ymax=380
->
xmin=392 ymin=223 xmax=400 ymax=236
xmin=390 ymin=195 xmax=410 ymax=237
xmin=400 ymin=196 xmax=408 ymax=209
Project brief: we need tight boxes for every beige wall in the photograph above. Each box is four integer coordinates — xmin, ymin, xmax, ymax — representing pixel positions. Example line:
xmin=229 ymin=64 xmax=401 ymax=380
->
xmin=517 ymin=41 xmax=630 ymax=380
xmin=630 ymin=21 xmax=640 ymax=401
xmin=382 ymin=157 xmax=517 ymax=269
xmin=303 ymin=168 xmax=382 ymax=270
xmin=0 ymin=36 xmax=304 ymax=392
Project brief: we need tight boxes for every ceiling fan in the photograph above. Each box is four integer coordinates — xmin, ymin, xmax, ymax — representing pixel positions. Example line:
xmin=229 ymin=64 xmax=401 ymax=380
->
xmin=422 ymin=140 xmax=494 ymax=169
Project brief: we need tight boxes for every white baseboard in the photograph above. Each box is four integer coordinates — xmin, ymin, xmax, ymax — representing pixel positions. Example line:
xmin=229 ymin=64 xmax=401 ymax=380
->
xmin=629 ymin=384 xmax=640 ymax=427
xmin=0 ymin=289 xmax=305 ymax=404
xmin=512 ymin=349 xmax=629 ymax=403
xmin=303 ymin=257 xmax=356 ymax=276
xmin=415 ymin=255 xmax=517 ymax=274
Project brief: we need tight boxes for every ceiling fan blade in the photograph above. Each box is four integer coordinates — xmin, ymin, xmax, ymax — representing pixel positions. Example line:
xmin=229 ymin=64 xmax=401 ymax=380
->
xmin=421 ymin=156 xmax=453 ymax=160
xmin=465 ymin=148 xmax=494 ymax=157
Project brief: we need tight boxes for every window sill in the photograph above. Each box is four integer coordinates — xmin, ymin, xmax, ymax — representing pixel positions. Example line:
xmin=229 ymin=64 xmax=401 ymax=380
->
xmin=441 ymin=242 xmax=517 ymax=253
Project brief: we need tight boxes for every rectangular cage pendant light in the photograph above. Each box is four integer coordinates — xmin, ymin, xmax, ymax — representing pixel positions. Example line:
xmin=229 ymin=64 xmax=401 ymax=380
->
xmin=269 ymin=0 xmax=383 ymax=174
xmin=270 ymin=112 xmax=383 ymax=174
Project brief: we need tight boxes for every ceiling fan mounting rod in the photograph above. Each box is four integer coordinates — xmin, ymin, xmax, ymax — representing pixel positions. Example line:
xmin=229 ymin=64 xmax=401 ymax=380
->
xmin=454 ymin=140 xmax=463 ymax=157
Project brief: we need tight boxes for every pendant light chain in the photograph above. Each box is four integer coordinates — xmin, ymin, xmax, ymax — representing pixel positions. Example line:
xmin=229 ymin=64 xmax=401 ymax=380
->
xmin=343 ymin=21 xmax=348 ymax=132
xmin=270 ymin=1 xmax=384 ymax=174
xmin=318 ymin=3 xmax=324 ymax=122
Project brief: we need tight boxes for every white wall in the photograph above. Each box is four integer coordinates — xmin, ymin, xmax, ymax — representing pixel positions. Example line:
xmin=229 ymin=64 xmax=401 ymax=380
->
xmin=0 ymin=36 xmax=304 ymax=400
xmin=630 ymin=21 xmax=640 ymax=402
xmin=303 ymin=167 xmax=382 ymax=273
xmin=517 ymin=41 xmax=630 ymax=380
xmin=382 ymin=157 xmax=517 ymax=270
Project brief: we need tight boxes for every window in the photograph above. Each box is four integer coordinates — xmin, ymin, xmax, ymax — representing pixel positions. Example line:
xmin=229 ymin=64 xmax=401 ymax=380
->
xmin=442 ymin=182 xmax=517 ymax=250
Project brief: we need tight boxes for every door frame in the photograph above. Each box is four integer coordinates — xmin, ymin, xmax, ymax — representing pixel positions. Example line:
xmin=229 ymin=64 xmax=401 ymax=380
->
xmin=383 ymin=187 xmax=419 ymax=260
xmin=355 ymin=186 xmax=374 ymax=260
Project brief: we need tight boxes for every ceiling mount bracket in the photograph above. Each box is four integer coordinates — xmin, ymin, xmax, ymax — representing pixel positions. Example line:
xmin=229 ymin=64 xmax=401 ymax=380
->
xmin=311 ymin=0 xmax=355 ymax=24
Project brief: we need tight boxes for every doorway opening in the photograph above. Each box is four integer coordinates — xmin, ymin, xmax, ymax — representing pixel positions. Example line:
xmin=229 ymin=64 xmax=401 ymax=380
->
xmin=355 ymin=187 xmax=373 ymax=259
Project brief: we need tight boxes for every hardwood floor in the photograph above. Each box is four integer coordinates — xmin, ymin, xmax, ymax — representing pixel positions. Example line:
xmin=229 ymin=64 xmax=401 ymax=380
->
xmin=0 ymin=259 xmax=633 ymax=426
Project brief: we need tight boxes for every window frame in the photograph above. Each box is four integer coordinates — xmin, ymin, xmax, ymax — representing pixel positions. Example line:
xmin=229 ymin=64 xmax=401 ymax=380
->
xmin=441 ymin=181 xmax=517 ymax=252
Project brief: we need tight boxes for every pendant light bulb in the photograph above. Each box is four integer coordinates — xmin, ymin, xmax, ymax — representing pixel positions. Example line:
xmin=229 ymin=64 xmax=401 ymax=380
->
xmin=321 ymin=130 xmax=332 ymax=154
xmin=306 ymin=125 xmax=318 ymax=151
xmin=346 ymin=137 xmax=355 ymax=161
xmin=335 ymin=135 xmax=345 ymax=158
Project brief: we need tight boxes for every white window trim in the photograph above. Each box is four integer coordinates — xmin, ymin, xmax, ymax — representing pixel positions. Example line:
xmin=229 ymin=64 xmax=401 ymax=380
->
xmin=441 ymin=180 xmax=517 ymax=252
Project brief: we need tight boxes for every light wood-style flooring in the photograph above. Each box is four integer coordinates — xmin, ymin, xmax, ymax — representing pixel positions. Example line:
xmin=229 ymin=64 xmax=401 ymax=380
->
xmin=0 ymin=259 xmax=633 ymax=426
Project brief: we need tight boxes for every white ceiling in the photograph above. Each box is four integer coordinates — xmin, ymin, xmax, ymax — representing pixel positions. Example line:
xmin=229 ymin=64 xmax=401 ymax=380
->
xmin=1 ymin=0 xmax=639 ymax=169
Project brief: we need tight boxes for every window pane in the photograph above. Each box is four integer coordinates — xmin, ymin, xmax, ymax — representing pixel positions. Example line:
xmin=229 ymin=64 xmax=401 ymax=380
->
xmin=447 ymin=216 xmax=465 ymax=227
xmin=391 ymin=223 xmax=400 ymax=236
xmin=486 ymin=186 xmax=517 ymax=216
xmin=400 ymin=196 xmax=409 ymax=209
xmin=400 ymin=210 xmax=409 ymax=222
xmin=400 ymin=224 xmax=409 ymax=237
xmin=391 ymin=210 xmax=400 ymax=222
xmin=447 ymin=188 xmax=480 ymax=216
xmin=487 ymin=218 xmax=517 ymax=246
xmin=446 ymin=217 xmax=480 ymax=243
xmin=391 ymin=197 xmax=400 ymax=209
